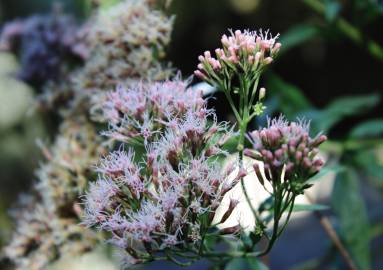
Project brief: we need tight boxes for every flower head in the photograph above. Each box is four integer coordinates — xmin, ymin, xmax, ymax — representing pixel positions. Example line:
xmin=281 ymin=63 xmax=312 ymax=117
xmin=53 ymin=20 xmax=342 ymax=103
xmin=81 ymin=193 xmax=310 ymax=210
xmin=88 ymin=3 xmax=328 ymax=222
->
xmin=195 ymin=29 xmax=281 ymax=85
xmin=83 ymin=100 xmax=238 ymax=265
xmin=0 ymin=13 xmax=85 ymax=87
xmin=246 ymin=115 xmax=327 ymax=191
xmin=99 ymin=78 xmax=204 ymax=143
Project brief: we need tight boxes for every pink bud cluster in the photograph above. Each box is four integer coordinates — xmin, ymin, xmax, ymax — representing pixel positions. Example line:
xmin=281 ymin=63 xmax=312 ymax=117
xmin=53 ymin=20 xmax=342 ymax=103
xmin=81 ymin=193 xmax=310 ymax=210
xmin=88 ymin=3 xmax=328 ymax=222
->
xmin=83 ymin=105 xmax=240 ymax=266
xmin=195 ymin=29 xmax=281 ymax=83
xmin=102 ymin=78 xmax=204 ymax=142
xmin=245 ymin=116 xmax=327 ymax=189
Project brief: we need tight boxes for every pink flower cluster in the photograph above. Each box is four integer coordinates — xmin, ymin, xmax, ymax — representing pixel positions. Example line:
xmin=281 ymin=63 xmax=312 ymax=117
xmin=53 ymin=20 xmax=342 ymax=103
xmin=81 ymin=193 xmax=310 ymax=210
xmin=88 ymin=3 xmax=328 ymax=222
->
xmin=83 ymin=103 xmax=240 ymax=266
xmin=102 ymin=78 xmax=204 ymax=142
xmin=195 ymin=29 xmax=281 ymax=83
xmin=245 ymin=116 xmax=327 ymax=188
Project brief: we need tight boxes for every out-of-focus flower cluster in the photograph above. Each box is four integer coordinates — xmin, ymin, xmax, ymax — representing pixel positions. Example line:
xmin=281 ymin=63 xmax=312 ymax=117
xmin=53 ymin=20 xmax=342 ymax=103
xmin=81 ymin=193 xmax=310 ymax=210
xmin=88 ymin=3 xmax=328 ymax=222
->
xmin=73 ymin=0 xmax=174 ymax=91
xmin=95 ymin=78 xmax=204 ymax=143
xmin=84 ymin=84 xmax=240 ymax=266
xmin=4 ymin=119 xmax=103 ymax=270
xmin=0 ymin=11 xmax=86 ymax=88
xmin=3 ymin=1 xmax=176 ymax=269
xmin=246 ymin=116 xmax=327 ymax=193
xmin=4 ymin=200 xmax=95 ymax=270
xmin=195 ymin=29 xmax=281 ymax=85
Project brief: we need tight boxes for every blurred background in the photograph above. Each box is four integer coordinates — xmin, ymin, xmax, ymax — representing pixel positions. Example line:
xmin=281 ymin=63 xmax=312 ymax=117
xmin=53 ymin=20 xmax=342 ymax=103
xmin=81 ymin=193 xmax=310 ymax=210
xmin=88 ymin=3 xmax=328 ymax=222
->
xmin=0 ymin=0 xmax=382 ymax=269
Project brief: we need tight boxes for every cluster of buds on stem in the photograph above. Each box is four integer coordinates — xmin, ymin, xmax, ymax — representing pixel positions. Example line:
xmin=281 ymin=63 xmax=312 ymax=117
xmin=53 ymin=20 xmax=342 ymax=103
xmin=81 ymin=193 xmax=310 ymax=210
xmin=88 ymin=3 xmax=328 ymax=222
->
xmin=83 ymin=97 xmax=240 ymax=267
xmin=245 ymin=116 xmax=327 ymax=193
xmin=195 ymin=29 xmax=281 ymax=85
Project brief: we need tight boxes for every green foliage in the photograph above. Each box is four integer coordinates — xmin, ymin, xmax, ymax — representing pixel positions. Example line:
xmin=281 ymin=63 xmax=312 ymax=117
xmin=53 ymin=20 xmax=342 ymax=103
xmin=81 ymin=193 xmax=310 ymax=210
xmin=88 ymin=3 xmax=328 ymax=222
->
xmin=350 ymin=119 xmax=383 ymax=139
xmin=293 ymin=203 xmax=329 ymax=212
xmin=354 ymin=150 xmax=383 ymax=183
xmin=307 ymin=165 xmax=345 ymax=183
xmin=224 ymin=258 xmax=268 ymax=270
xmin=265 ymin=73 xmax=312 ymax=118
xmin=332 ymin=169 xmax=371 ymax=270
xmin=279 ymin=24 xmax=320 ymax=53
xmin=309 ymin=94 xmax=380 ymax=133
xmin=324 ymin=0 xmax=341 ymax=22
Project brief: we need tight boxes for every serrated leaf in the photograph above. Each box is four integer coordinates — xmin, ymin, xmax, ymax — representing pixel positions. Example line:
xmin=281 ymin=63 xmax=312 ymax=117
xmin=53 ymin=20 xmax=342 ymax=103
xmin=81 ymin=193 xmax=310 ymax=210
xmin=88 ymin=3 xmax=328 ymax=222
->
xmin=293 ymin=203 xmax=329 ymax=212
xmin=308 ymin=165 xmax=345 ymax=183
xmin=279 ymin=24 xmax=320 ymax=53
xmin=332 ymin=169 xmax=371 ymax=270
xmin=349 ymin=119 xmax=383 ymax=139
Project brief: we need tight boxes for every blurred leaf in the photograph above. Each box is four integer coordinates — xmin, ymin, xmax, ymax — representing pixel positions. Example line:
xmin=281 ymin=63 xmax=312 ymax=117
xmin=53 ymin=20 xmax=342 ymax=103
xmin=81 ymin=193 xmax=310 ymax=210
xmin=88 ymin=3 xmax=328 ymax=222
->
xmin=225 ymin=258 xmax=248 ymax=270
xmin=349 ymin=119 xmax=383 ymax=139
xmin=324 ymin=0 xmax=341 ymax=22
xmin=354 ymin=150 xmax=383 ymax=182
xmin=99 ymin=0 xmax=120 ymax=9
xmin=265 ymin=73 xmax=312 ymax=118
xmin=0 ymin=78 xmax=33 ymax=130
xmin=293 ymin=203 xmax=329 ymax=212
xmin=224 ymin=257 xmax=269 ymax=270
xmin=279 ymin=24 xmax=320 ymax=53
xmin=308 ymin=165 xmax=345 ymax=183
xmin=332 ymin=169 xmax=371 ymax=270
xmin=247 ymin=257 xmax=269 ymax=270
xmin=310 ymin=94 xmax=380 ymax=133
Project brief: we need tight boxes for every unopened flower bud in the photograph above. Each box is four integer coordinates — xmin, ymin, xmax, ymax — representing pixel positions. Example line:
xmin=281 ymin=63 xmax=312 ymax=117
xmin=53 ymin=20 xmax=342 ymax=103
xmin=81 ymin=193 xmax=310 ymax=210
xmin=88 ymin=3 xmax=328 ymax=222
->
xmin=259 ymin=87 xmax=266 ymax=100
xmin=263 ymin=57 xmax=273 ymax=65
xmin=220 ymin=199 xmax=239 ymax=223
xmin=244 ymin=148 xmax=259 ymax=159
xmin=312 ymin=135 xmax=327 ymax=147
xmin=295 ymin=151 xmax=303 ymax=162
xmin=253 ymin=163 xmax=264 ymax=185
xmin=194 ymin=70 xmax=206 ymax=79
xmin=303 ymin=157 xmax=312 ymax=169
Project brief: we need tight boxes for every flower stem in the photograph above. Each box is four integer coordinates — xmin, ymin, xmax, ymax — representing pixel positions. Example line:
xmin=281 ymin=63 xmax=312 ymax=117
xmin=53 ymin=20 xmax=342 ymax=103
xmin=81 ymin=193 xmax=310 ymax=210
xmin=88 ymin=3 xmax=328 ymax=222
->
xmin=305 ymin=194 xmax=357 ymax=270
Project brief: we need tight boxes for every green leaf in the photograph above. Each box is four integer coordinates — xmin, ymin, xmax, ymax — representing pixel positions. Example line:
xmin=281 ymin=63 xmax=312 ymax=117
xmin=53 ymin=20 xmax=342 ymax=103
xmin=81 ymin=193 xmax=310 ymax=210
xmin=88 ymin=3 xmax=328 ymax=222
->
xmin=311 ymin=94 xmax=380 ymax=133
xmin=349 ymin=119 xmax=383 ymax=139
xmin=247 ymin=257 xmax=269 ymax=270
xmin=293 ymin=203 xmax=329 ymax=212
xmin=332 ymin=169 xmax=371 ymax=270
xmin=279 ymin=24 xmax=320 ymax=53
xmin=324 ymin=0 xmax=341 ymax=22
xmin=224 ymin=258 xmax=248 ymax=270
xmin=354 ymin=150 xmax=383 ymax=182
xmin=307 ymin=165 xmax=345 ymax=183
xmin=265 ymin=73 xmax=312 ymax=118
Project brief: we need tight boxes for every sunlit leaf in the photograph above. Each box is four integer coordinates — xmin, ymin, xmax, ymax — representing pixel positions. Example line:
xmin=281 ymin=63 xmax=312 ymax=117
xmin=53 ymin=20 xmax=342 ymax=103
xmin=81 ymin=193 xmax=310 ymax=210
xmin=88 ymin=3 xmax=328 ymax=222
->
xmin=332 ymin=169 xmax=371 ymax=270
